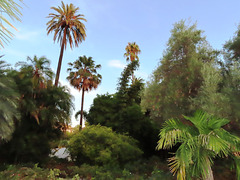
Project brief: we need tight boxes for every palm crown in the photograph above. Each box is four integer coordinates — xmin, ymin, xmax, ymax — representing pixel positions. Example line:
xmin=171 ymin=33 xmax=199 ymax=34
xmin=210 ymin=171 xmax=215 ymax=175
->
xmin=157 ymin=111 xmax=240 ymax=180
xmin=67 ymin=56 xmax=102 ymax=91
xmin=124 ymin=42 xmax=141 ymax=62
xmin=46 ymin=1 xmax=87 ymax=86
xmin=47 ymin=1 xmax=86 ymax=49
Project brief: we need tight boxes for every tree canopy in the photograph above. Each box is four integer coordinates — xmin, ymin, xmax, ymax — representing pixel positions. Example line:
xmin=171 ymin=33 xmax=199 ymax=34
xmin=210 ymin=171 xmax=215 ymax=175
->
xmin=141 ymin=20 xmax=217 ymax=125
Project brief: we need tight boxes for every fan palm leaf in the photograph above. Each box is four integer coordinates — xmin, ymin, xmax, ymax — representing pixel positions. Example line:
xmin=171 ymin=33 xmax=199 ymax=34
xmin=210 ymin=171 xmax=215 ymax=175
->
xmin=67 ymin=56 xmax=101 ymax=130
xmin=157 ymin=111 xmax=240 ymax=180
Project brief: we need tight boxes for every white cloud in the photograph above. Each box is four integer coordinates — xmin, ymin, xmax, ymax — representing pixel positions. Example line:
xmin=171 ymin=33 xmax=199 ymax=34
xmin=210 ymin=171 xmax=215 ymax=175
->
xmin=108 ymin=60 xmax=125 ymax=69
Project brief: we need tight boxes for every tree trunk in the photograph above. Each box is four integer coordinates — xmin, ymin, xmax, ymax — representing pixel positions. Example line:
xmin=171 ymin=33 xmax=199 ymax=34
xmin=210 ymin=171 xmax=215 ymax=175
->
xmin=132 ymin=72 xmax=134 ymax=84
xmin=54 ymin=29 xmax=67 ymax=86
xmin=204 ymin=163 xmax=214 ymax=180
xmin=79 ymin=89 xmax=85 ymax=130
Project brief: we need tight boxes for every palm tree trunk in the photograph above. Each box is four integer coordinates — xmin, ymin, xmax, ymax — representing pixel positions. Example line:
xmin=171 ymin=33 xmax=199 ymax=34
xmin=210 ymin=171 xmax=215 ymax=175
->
xmin=132 ymin=72 xmax=134 ymax=84
xmin=54 ymin=29 xmax=67 ymax=86
xmin=204 ymin=163 xmax=214 ymax=180
xmin=79 ymin=88 xmax=85 ymax=130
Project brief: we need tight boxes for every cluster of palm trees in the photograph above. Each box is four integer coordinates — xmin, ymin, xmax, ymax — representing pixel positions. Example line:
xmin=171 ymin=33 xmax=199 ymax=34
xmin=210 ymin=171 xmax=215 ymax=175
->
xmin=46 ymin=1 xmax=144 ymax=129
xmin=46 ymin=2 xmax=102 ymax=129
xmin=4 ymin=1 xmax=240 ymax=179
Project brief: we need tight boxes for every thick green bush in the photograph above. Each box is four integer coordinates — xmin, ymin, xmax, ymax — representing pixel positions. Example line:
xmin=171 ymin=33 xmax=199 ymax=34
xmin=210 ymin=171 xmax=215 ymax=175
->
xmin=68 ymin=125 xmax=143 ymax=166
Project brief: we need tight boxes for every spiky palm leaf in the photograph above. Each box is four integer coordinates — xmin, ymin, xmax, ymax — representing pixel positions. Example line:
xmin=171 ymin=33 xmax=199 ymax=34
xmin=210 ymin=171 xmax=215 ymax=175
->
xmin=157 ymin=111 xmax=240 ymax=180
xmin=0 ymin=0 xmax=23 ymax=48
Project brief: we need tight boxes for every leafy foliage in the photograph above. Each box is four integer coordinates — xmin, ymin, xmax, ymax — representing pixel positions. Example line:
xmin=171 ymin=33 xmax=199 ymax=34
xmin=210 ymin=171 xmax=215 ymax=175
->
xmin=87 ymin=60 xmax=159 ymax=156
xmin=0 ymin=56 xmax=73 ymax=163
xmin=68 ymin=125 xmax=143 ymax=166
xmin=0 ymin=60 xmax=19 ymax=141
xmin=192 ymin=26 xmax=240 ymax=134
xmin=141 ymin=20 xmax=217 ymax=125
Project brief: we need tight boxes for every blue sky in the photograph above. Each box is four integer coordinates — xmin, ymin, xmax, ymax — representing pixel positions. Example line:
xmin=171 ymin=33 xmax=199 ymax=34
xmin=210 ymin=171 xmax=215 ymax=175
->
xmin=2 ymin=0 xmax=240 ymax=126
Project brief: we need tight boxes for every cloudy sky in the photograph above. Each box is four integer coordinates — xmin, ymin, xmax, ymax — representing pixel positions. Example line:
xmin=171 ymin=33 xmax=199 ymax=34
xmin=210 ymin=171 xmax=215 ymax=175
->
xmin=2 ymin=0 xmax=240 ymax=126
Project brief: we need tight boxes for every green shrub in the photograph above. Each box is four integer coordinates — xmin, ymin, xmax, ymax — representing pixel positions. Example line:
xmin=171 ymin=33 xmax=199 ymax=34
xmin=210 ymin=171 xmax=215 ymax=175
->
xmin=68 ymin=125 xmax=143 ymax=166
xmin=0 ymin=164 xmax=66 ymax=179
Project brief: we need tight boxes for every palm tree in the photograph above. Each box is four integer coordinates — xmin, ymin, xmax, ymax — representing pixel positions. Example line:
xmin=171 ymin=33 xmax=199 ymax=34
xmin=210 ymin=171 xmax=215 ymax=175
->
xmin=47 ymin=1 xmax=87 ymax=86
xmin=124 ymin=42 xmax=141 ymax=83
xmin=157 ymin=111 xmax=240 ymax=180
xmin=67 ymin=56 xmax=102 ymax=130
xmin=0 ymin=0 xmax=23 ymax=48
xmin=16 ymin=55 xmax=53 ymax=90
xmin=15 ymin=55 xmax=73 ymax=126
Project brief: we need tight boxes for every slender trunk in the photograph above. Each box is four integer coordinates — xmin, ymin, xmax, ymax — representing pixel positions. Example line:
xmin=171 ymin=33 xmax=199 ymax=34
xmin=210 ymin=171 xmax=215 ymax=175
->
xmin=204 ymin=162 xmax=214 ymax=180
xmin=55 ymin=29 xmax=67 ymax=86
xmin=131 ymin=57 xmax=134 ymax=84
xmin=79 ymin=88 xmax=85 ymax=130
xmin=132 ymin=72 xmax=134 ymax=84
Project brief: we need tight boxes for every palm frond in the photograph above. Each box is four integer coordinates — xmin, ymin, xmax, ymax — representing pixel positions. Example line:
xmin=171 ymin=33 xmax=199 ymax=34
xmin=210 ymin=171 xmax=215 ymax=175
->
xmin=0 ymin=0 xmax=23 ymax=48
xmin=157 ymin=118 xmax=195 ymax=150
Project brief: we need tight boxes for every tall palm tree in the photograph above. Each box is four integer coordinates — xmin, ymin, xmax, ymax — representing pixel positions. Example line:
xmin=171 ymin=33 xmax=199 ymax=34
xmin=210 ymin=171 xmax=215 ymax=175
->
xmin=47 ymin=1 xmax=87 ymax=86
xmin=157 ymin=111 xmax=240 ymax=180
xmin=0 ymin=0 xmax=23 ymax=48
xmin=124 ymin=42 xmax=141 ymax=83
xmin=67 ymin=56 xmax=102 ymax=130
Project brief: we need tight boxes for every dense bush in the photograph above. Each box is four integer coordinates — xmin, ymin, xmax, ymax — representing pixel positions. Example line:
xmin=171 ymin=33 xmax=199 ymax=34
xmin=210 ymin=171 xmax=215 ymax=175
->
xmin=87 ymin=94 xmax=160 ymax=157
xmin=68 ymin=125 xmax=143 ymax=166
xmin=0 ymin=56 xmax=73 ymax=164
xmin=0 ymin=164 xmax=65 ymax=180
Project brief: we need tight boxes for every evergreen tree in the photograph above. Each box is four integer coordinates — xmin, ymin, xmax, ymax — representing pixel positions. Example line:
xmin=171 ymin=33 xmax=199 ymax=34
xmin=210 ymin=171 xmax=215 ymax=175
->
xmin=141 ymin=20 xmax=217 ymax=125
